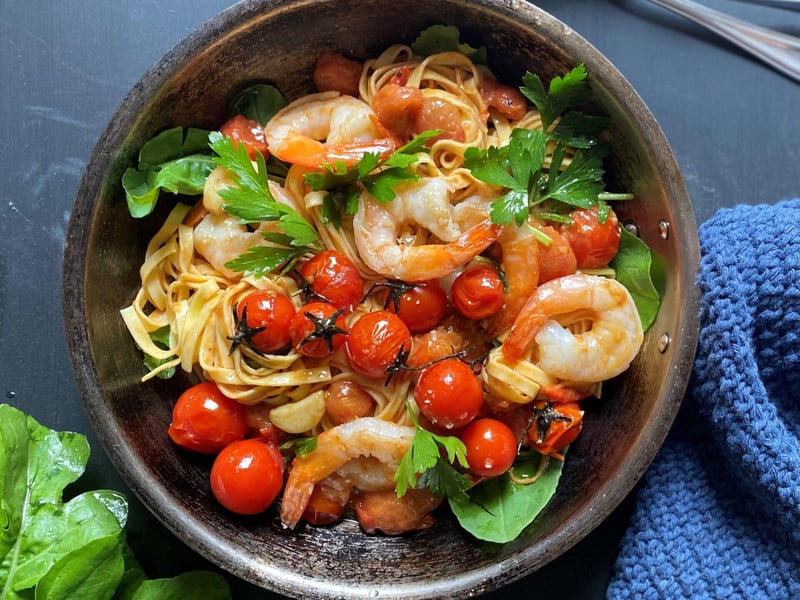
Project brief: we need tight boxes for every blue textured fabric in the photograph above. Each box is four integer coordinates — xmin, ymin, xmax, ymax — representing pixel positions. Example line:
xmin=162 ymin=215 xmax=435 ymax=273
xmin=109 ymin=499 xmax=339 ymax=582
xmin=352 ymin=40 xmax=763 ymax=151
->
xmin=607 ymin=199 xmax=800 ymax=599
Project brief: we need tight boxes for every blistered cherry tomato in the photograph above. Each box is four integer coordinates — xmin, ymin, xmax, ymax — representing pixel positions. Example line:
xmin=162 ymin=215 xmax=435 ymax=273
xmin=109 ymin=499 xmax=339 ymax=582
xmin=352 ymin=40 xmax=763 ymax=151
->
xmin=289 ymin=301 xmax=348 ymax=358
xmin=312 ymin=52 xmax=362 ymax=97
xmin=372 ymin=83 xmax=425 ymax=140
xmin=460 ymin=418 xmax=518 ymax=477
xmin=302 ymin=481 xmax=350 ymax=525
xmin=451 ymin=266 xmax=504 ymax=320
xmin=345 ymin=310 xmax=412 ymax=378
xmin=219 ymin=114 xmax=269 ymax=160
xmin=414 ymin=358 xmax=483 ymax=429
xmin=527 ymin=402 xmax=584 ymax=459
xmin=299 ymin=250 xmax=364 ymax=311
xmin=232 ymin=290 xmax=295 ymax=354
xmin=385 ymin=281 xmax=448 ymax=333
xmin=168 ymin=382 xmax=248 ymax=454
xmin=325 ymin=379 xmax=376 ymax=425
xmin=210 ymin=438 xmax=284 ymax=515
xmin=559 ymin=206 xmax=621 ymax=269
xmin=459 ymin=418 xmax=517 ymax=477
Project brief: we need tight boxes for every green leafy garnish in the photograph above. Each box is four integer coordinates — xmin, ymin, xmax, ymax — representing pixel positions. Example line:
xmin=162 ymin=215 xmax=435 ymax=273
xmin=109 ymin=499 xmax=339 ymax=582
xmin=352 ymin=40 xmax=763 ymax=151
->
xmin=395 ymin=403 xmax=472 ymax=503
xmin=411 ymin=24 xmax=488 ymax=65
xmin=305 ymin=130 xmax=441 ymax=226
xmin=449 ymin=453 xmax=564 ymax=543
xmin=122 ymin=127 xmax=216 ymax=218
xmin=208 ymin=131 xmax=321 ymax=275
xmin=465 ymin=65 xmax=612 ymax=227
xmin=0 ymin=404 xmax=231 ymax=599
xmin=227 ymin=83 xmax=287 ymax=125
xmin=610 ymin=227 xmax=663 ymax=331
xmin=142 ymin=326 xmax=176 ymax=380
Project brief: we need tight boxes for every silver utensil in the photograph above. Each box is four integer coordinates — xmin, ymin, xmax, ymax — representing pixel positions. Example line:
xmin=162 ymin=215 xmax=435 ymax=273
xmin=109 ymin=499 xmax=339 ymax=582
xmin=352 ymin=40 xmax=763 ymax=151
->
xmin=733 ymin=0 xmax=800 ymax=10
xmin=645 ymin=0 xmax=800 ymax=82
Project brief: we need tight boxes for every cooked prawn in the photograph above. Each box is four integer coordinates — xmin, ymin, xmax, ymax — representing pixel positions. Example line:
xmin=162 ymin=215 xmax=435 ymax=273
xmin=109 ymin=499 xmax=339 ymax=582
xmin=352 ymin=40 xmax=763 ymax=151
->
xmin=353 ymin=178 xmax=500 ymax=281
xmin=488 ymin=223 xmax=541 ymax=337
xmin=279 ymin=417 xmax=415 ymax=529
xmin=501 ymin=273 xmax=643 ymax=382
xmin=264 ymin=92 xmax=395 ymax=168
xmin=194 ymin=180 xmax=300 ymax=279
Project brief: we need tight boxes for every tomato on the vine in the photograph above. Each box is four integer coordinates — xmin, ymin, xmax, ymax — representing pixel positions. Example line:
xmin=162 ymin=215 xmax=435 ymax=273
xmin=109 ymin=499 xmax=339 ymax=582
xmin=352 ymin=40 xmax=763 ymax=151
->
xmin=460 ymin=418 xmax=517 ymax=477
xmin=168 ymin=382 xmax=248 ymax=454
xmin=559 ymin=205 xmax=621 ymax=269
xmin=414 ymin=357 xmax=483 ymax=429
xmin=219 ymin=114 xmax=269 ymax=160
xmin=231 ymin=290 xmax=295 ymax=354
xmin=379 ymin=280 xmax=448 ymax=333
xmin=450 ymin=266 xmax=504 ymax=320
xmin=344 ymin=310 xmax=412 ymax=378
xmin=527 ymin=402 xmax=584 ymax=459
xmin=299 ymin=250 xmax=364 ymax=311
xmin=289 ymin=301 xmax=348 ymax=358
xmin=210 ymin=438 xmax=284 ymax=515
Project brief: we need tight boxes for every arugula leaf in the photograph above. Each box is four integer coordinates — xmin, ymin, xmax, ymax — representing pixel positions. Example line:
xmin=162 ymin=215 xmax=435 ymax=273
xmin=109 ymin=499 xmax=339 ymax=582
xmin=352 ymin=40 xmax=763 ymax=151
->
xmin=209 ymin=131 xmax=320 ymax=275
xmin=122 ymin=127 xmax=215 ymax=218
xmin=610 ymin=227 xmax=662 ymax=331
xmin=449 ymin=454 xmax=564 ymax=543
xmin=227 ymin=83 xmax=287 ymax=125
xmin=411 ymin=24 xmax=488 ymax=65
xmin=0 ymin=404 xmax=231 ymax=599
xmin=395 ymin=404 xmax=471 ymax=502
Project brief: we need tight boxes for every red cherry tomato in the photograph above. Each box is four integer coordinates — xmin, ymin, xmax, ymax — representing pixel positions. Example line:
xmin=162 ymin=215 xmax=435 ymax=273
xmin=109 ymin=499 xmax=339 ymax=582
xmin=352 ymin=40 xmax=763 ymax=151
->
xmin=210 ymin=438 xmax=284 ymax=515
xmin=460 ymin=418 xmax=518 ymax=477
xmin=345 ymin=310 xmax=412 ymax=378
xmin=527 ymin=402 xmax=584 ymax=459
xmin=450 ymin=266 xmax=504 ymax=320
xmin=219 ymin=114 xmax=269 ymax=160
xmin=559 ymin=205 xmax=621 ymax=269
xmin=168 ymin=382 xmax=248 ymax=454
xmin=232 ymin=290 xmax=296 ymax=354
xmin=414 ymin=358 xmax=483 ymax=429
xmin=289 ymin=301 xmax=348 ymax=358
xmin=299 ymin=250 xmax=364 ymax=311
xmin=383 ymin=281 xmax=448 ymax=333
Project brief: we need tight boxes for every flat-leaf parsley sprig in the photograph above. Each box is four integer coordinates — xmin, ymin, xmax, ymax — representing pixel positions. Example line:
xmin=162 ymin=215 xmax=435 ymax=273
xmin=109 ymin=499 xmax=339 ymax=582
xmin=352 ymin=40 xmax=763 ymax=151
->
xmin=465 ymin=64 xmax=624 ymax=230
xmin=208 ymin=131 xmax=321 ymax=276
xmin=395 ymin=401 xmax=472 ymax=503
xmin=304 ymin=130 xmax=442 ymax=228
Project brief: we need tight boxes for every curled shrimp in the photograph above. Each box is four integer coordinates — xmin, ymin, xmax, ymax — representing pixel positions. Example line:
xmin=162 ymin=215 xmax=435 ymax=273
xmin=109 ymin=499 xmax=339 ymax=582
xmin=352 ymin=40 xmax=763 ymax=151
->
xmin=501 ymin=273 xmax=644 ymax=382
xmin=353 ymin=178 xmax=500 ymax=281
xmin=279 ymin=417 xmax=415 ymax=529
xmin=264 ymin=92 xmax=395 ymax=168
xmin=194 ymin=181 xmax=299 ymax=279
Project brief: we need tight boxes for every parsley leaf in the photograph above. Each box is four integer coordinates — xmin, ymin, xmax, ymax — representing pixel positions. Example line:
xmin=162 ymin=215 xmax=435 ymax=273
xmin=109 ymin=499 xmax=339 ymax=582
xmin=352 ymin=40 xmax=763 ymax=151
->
xmin=395 ymin=403 xmax=471 ymax=503
xmin=208 ymin=131 xmax=320 ymax=275
xmin=521 ymin=64 xmax=592 ymax=132
xmin=305 ymin=130 xmax=441 ymax=225
xmin=466 ymin=66 xmax=613 ymax=226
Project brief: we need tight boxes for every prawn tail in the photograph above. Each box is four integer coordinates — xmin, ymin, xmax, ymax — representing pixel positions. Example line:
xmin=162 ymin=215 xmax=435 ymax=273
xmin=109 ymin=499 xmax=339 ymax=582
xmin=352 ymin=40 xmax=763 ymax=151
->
xmin=279 ymin=474 xmax=315 ymax=529
xmin=500 ymin=300 xmax=548 ymax=364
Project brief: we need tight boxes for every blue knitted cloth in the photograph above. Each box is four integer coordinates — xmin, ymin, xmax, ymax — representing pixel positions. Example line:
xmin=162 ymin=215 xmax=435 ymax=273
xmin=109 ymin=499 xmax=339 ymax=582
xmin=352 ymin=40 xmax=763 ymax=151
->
xmin=607 ymin=199 xmax=800 ymax=599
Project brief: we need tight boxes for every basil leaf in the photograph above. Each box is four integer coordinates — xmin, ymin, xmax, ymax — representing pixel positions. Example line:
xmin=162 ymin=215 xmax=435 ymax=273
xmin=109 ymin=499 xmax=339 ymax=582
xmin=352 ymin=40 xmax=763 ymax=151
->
xmin=448 ymin=456 xmax=564 ymax=543
xmin=130 ymin=571 xmax=231 ymax=600
xmin=0 ymin=404 xmax=232 ymax=599
xmin=123 ymin=155 xmax=217 ymax=218
xmin=34 ymin=535 xmax=125 ymax=600
xmin=610 ymin=227 xmax=662 ymax=331
xmin=228 ymin=83 xmax=287 ymax=125
xmin=137 ymin=127 xmax=212 ymax=171
xmin=411 ymin=24 xmax=488 ymax=65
